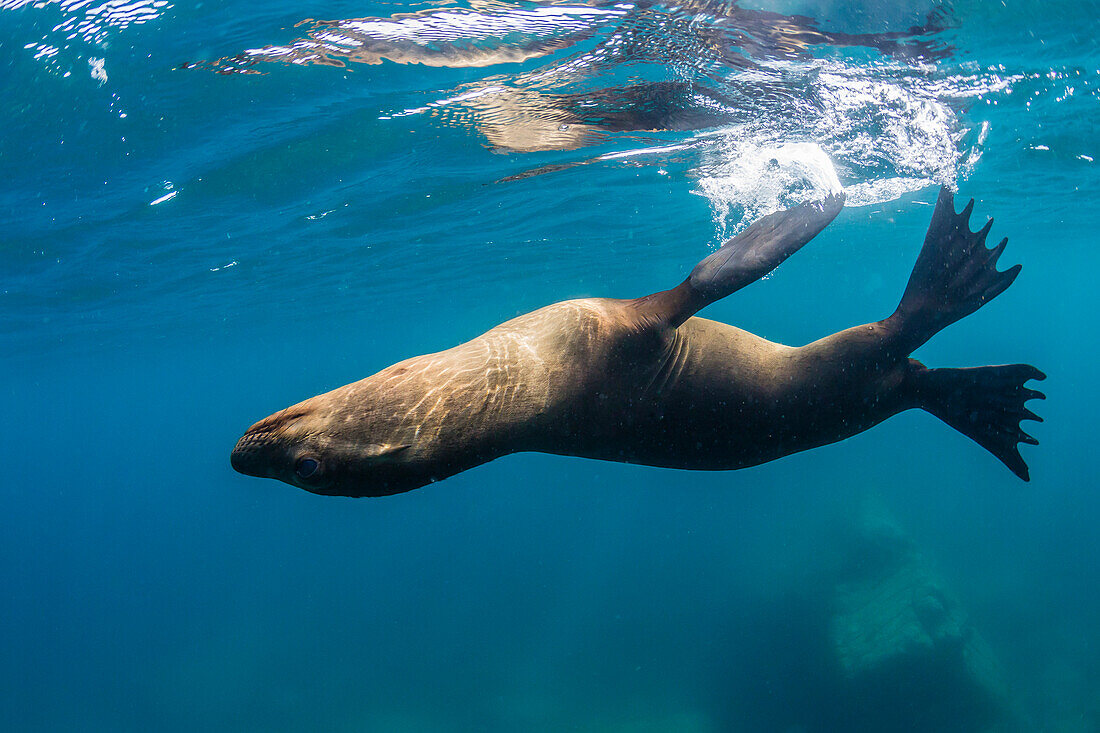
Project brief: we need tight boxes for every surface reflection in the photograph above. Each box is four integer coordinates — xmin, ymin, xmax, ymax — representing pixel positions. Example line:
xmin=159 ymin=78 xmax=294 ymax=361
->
xmin=5 ymin=0 xmax=172 ymax=76
xmin=190 ymin=0 xmax=948 ymax=154
xmin=187 ymin=1 xmax=977 ymax=220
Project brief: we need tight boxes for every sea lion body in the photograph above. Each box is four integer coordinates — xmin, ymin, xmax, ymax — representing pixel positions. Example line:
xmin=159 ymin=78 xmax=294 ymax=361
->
xmin=480 ymin=300 xmax=906 ymax=469
xmin=232 ymin=190 xmax=1044 ymax=496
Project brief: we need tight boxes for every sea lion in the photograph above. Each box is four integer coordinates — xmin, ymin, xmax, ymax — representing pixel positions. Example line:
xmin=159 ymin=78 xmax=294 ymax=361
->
xmin=231 ymin=188 xmax=1045 ymax=497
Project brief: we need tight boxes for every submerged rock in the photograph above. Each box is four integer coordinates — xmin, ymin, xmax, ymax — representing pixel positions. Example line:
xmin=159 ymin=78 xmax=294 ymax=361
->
xmin=709 ymin=495 xmax=1023 ymax=733
xmin=824 ymin=496 xmax=1014 ymax=733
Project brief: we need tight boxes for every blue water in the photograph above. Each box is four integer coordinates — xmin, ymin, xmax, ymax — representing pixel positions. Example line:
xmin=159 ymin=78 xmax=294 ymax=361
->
xmin=2 ymin=0 xmax=1098 ymax=730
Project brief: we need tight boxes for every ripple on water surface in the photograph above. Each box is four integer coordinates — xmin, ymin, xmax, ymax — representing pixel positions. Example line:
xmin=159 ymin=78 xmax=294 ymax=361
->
xmin=2 ymin=0 xmax=1097 ymax=346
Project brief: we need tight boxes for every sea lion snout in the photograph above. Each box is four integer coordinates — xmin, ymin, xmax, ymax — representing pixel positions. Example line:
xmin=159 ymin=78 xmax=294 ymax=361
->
xmin=230 ymin=430 xmax=270 ymax=477
xmin=231 ymin=423 xmax=294 ymax=478
xmin=230 ymin=407 xmax=314 ymax=479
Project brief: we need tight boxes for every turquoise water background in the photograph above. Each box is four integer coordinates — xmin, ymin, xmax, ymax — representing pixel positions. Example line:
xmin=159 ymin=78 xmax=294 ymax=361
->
xmin=2 ymin=0 xmax=1097 ymax=730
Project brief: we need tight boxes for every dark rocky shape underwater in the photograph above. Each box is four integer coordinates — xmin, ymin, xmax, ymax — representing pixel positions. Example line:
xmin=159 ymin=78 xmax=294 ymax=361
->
xmin=232 ymin=188 xmax=1044 ymax=497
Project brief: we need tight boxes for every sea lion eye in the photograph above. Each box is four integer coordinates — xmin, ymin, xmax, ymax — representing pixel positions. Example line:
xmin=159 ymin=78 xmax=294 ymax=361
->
xmin=295 ymin=457 xmax=320 ymax=479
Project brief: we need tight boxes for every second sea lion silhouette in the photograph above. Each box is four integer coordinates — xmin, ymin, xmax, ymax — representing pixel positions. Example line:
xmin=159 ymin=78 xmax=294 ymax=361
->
xmin=231 ymin=188 xmax=1044 ymax=497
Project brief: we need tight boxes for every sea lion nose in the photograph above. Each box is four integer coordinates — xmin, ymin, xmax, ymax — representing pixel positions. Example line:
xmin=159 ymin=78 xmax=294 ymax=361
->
xmin=230 ymin=432 xmax=268 ymax=477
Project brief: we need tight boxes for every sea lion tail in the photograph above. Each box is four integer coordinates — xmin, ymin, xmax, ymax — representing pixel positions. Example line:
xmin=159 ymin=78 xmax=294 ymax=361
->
xmin=893 ymin=187 xmax=1021 ymax=353
xmin=633 ymin=193 xmax=845 ymax=328
xmin=912 ymin=363 xmax=1046 ymax=481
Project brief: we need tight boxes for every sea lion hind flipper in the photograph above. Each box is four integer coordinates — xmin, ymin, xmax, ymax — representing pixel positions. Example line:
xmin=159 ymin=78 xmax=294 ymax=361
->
xmin=894 ymin=187 xmax=1021 ymax=351
xmin=632 ymin=193 xmax=845 ymax=328
xmin=915 ymin=364 xmax=1046 ymax=481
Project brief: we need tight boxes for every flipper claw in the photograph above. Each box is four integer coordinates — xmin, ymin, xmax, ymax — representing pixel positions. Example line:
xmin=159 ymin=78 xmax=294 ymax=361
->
xmin=961 ymin=197 xmax=975 ymax=223
xmin=977 ymin=217 xmax=994 ymax=243
xmin=1020 ymin=408 xmax=1043 ymax=423
xmin=985 ymin=237 xmax=1008 ymax=268
xmin=1022 ymin=387 xmax=1046 ymax=402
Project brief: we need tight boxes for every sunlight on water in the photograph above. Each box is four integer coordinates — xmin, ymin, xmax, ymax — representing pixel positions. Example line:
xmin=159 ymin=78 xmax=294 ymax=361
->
xmin=4 ymin=0 xmax=172 ymax=77
xmin=4 ymin=0 xmax=1095 ymax=336
xmin=175 ymin=0 xmax=1048 ymax=237
xmin=197 ymin=2 xmax=629 ymax=73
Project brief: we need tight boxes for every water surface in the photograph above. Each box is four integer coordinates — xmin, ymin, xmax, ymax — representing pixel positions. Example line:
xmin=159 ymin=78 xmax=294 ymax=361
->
xmin=1 ymin=1 xmax=1097 ymax=730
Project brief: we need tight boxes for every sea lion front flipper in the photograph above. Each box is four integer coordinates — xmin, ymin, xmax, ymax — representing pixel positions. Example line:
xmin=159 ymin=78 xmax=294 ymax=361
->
xmin=632 ymin=193 xmax=845 ymax=328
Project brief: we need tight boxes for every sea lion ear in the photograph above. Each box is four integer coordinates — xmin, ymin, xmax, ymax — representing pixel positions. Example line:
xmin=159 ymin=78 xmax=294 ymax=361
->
xmin=363 ymin=443 xmax=411 ymax=460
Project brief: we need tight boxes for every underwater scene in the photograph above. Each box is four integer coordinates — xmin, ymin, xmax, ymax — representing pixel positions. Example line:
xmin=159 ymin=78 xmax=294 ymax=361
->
xmin=1 ymin=0 xmax=1097 ymax=730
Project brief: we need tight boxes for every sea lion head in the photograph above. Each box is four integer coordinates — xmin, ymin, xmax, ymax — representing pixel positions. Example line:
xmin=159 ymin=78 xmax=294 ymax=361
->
xmin=230 ymin=393 xmax=425 ymax=497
